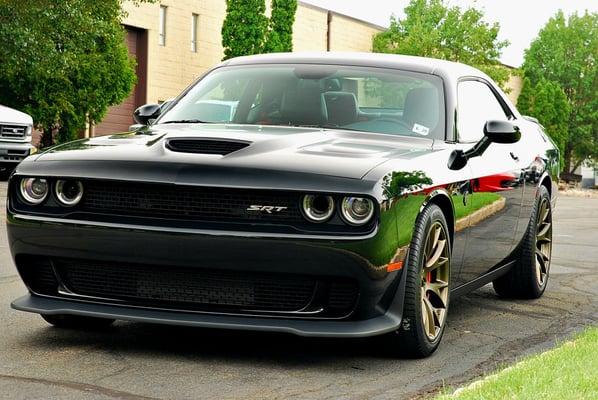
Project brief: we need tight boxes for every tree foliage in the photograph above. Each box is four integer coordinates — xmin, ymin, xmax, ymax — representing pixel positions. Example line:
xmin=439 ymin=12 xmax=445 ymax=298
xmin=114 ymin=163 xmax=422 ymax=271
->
xmin=373 ymin=0 xmax=510 ymax=88
xmin=0 ymin=0 xmax=147 ymax=147
xmin=264 ymin=0 xmax=297 ymax=53
xmin=522 ymin=11 xmax=598 ymax=173
xmin=222 ymin=0 xmax=297 ymax=59
xmin=221 ymin=0 xmax=269 ymax=60
xmin=517 ymin=77 xmax=570 ymax=160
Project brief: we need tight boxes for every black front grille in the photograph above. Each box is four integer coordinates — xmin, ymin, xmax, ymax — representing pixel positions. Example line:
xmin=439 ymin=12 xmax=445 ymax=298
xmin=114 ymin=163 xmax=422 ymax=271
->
xmin=41 ymin=258 xmax=359 ymax=316
xmin=81 ymin=180 xmax=303 ymax=223
xmin=15 ymin=256 xmax=59 ymax=294
xmin=166 ymin=139 xmax=250 ymax=155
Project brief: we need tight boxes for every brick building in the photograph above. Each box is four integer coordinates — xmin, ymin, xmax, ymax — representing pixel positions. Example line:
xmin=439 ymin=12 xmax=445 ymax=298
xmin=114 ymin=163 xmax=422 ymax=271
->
xmin=94 ymin=0 xmax=522 ymax=135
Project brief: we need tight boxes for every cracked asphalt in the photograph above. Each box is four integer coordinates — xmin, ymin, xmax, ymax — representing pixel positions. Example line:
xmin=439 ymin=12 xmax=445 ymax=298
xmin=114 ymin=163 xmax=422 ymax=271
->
xmin=1 ymin=181 xmax=597 ymax=400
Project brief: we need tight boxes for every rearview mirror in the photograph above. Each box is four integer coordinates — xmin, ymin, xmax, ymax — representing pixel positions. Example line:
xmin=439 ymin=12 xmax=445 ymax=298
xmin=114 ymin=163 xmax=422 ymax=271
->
xmin=448 ymin=120 xmax=521 ymax=170
xmin=133 ymin=104 xmax=162 ymax=125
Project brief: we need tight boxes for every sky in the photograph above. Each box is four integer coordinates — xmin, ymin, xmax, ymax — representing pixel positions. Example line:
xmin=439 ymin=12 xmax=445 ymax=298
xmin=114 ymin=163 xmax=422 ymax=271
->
xmin=302 ymin=0 xmax=598 ymax=67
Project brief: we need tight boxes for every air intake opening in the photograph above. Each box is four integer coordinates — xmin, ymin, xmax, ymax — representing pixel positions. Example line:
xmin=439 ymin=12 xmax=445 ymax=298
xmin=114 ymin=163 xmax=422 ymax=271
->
xmin=166 ymin=139 xmax=250 ymax=155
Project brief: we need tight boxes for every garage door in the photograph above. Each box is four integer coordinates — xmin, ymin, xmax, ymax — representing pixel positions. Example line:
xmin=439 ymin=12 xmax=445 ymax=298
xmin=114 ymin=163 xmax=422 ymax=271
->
xmin=94 ymin=27 xmax=147 ymax=136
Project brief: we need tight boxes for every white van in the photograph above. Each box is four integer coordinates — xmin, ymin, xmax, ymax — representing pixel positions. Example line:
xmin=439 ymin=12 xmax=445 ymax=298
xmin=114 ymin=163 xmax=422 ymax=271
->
xmin=0 ymin=105 xmax=35 ymax=174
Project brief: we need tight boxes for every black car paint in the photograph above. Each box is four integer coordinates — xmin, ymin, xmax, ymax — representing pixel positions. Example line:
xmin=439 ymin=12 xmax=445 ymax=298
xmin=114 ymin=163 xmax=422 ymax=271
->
xmin=7 ymin=54 xmax=559 ymax=337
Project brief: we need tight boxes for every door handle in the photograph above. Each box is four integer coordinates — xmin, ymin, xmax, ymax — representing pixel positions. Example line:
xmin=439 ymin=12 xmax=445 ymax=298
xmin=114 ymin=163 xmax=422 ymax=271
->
xmin=510 ymin=152 xmax=519 ymax=161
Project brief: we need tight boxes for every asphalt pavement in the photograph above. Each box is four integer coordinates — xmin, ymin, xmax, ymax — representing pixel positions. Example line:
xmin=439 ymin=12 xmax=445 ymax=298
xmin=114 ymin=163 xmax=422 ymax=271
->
xmin=1 ymin=181 xmax=597 ymax=400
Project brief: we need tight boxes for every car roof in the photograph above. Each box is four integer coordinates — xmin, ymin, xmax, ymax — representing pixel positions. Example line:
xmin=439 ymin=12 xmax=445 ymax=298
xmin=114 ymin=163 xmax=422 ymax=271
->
xmin=221 ymin=52 xmax=485 ymax=79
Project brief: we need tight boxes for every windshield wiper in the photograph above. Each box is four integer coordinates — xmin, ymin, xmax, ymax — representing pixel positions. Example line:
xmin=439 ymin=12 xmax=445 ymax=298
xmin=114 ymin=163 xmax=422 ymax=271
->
xmin=160 ymin=119 xmax=213 ymax=124
xmin=292 ymin=124 xmax=363 ymax=132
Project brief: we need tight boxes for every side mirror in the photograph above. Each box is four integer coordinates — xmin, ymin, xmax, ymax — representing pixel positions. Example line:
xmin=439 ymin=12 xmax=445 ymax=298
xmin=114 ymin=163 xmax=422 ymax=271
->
xmin=448 ymin=120 xmax=520 ymax=170
xmin=133 ymin=104 xmax=162 ymax=125
xmin=483 ymin=120 xmax=521 ymax=144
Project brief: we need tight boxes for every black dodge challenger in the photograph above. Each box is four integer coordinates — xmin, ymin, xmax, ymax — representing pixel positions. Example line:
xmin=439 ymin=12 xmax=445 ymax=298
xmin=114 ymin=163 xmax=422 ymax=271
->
xmin=8 ymin=53 xmax=558 ymax=357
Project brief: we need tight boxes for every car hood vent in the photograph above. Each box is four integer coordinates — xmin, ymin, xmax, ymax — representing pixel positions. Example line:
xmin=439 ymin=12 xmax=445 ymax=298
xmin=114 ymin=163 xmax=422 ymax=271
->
xmin=165 ymin=139 xmax=250 ymax=155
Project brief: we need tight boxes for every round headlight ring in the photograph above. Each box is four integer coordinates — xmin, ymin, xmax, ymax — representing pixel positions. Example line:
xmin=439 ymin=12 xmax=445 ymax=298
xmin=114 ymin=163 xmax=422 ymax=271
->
xmin=55 ymin=180 xmax=84 ymax=206
xmin=341 ymin=197 xmax=375 ymax=226
xmin=302 ymin=194 xmax=334 ymax=223
xmin=19 ymin=177 xmax=49 ymax=205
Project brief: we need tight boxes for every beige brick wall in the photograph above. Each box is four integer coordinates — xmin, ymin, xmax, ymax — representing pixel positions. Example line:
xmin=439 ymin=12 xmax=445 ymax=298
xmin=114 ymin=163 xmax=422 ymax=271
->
xmin=329 ymin=13 xmax=380 ymax=52
xmin=291 ymin=4 xmax=328 ymax=52
xmin=121 ymin=1 xmax=385 ymax=104
xmin=505 ymin=73 xmax=523 ymax=105
xmin=122 ymin=0 xmax=226 ymax=104
xmin=120 ymin=1 xmax=521 ymax=106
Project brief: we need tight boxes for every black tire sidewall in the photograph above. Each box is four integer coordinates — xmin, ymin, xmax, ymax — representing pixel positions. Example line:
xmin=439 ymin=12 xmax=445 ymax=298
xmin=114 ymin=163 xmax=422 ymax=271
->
xmin=398 ymin=204 xmax=451 ymax=356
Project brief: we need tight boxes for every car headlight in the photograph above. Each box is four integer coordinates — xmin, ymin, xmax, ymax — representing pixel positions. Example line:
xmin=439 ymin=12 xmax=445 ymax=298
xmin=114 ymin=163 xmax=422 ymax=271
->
xmin=340 ymin=197 xmax=374 ymax=225
xmin=302 ymin=194 xmax=334 ymax=223
xmin=19 ymin=177 xmax=49 ymax=205
xmin=55 ymin=180 xmax=84 ymax=206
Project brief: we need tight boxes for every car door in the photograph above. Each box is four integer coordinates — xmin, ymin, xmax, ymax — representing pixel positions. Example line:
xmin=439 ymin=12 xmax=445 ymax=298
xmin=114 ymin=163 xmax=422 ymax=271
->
xmin=455 ymin=79 xmax=524 ymax=285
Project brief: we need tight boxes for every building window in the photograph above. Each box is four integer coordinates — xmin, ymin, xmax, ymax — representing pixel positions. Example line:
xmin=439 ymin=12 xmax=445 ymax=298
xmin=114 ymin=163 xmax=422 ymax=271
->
xmin=191 ymin=13 xmax=198 ymax=52
xmin=159 ymin=5 xmax=167 ymax=46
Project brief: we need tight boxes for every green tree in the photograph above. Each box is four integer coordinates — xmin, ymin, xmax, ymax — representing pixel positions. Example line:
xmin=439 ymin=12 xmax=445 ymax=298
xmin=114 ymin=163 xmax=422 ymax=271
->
xmin=373 ymin=0 xmax=510 ymax=88
xmin=0 ymin=0 xmax=150 ymax=147
xmin=517 ymin=77 xmax=571 ymax=160
xmin=264 ymin=0 xmax=297 ymax=53
xmin=221 ymin=0 xmax=269 ymax=60
xmin=522 ymin=11 xmax=598 ymax=173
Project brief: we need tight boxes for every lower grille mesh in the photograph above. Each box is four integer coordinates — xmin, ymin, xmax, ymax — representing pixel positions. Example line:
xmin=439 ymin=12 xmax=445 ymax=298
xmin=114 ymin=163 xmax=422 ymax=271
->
xmin=51 ymin=259 xmax=358 ymax=315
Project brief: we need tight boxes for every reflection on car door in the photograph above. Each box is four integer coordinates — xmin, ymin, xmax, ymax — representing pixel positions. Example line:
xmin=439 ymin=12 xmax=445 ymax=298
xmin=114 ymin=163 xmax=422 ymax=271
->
xmin=455 ymin=79 xmax=523 ymax=285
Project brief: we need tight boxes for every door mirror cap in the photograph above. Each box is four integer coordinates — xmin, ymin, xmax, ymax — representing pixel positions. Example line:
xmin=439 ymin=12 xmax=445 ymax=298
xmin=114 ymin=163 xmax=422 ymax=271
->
xmin=133 ymin=104 xmax=162 ymax=125
xmin=484 ymin=120 xmax=521 ymax=144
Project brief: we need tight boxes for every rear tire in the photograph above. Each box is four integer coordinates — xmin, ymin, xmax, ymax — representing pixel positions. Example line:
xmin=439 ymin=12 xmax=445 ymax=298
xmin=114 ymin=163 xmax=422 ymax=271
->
xmin=493 ymin=185 xmax=552 ymax=299
xmin=41 ymin=314 xmax=115 ymax=330
xmin=383 ymin=204 xmax=451 ymax=358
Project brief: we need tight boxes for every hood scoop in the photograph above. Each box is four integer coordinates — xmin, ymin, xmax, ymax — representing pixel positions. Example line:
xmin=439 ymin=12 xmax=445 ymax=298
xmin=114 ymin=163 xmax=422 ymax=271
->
xmin=165 ymin=138 xmax=250 ymax=155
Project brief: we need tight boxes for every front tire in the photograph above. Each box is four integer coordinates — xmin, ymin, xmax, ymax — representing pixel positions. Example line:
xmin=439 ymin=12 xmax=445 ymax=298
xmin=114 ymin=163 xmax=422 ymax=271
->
xmin=41 ymin=314 xmax=115 ymax=330
xmin=384 ymin=204 xmax=451 ymax=358
xmin=493 ymin=185 xmax=553 ymax=299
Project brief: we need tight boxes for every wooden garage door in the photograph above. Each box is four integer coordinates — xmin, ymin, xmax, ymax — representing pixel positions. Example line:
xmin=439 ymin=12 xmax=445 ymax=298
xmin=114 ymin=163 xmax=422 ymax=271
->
xmin=94 ymin=27 xmax=147 ymax=136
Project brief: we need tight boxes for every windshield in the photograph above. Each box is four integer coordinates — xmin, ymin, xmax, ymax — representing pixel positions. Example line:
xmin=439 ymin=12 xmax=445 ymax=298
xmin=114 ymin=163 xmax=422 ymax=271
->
xmin=158 ymin=64 xmax=445 ymax=139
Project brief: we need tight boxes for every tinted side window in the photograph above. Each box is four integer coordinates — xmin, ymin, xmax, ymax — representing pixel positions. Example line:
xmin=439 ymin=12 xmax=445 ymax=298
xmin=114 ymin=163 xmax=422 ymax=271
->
xmin=457 ymin=80 xmax=508 ymax=143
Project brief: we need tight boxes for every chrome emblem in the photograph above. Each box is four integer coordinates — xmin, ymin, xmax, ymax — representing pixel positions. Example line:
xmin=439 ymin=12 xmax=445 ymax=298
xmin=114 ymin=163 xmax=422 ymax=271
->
xmin=246 ymin=205 xmax=288 ymax=213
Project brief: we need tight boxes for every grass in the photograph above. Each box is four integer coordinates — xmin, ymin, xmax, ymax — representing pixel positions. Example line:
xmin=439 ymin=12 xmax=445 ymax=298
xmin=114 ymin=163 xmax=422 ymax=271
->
xmin=435 ymin=326 xmax=598 ymax=400
xmin=453 ymin=192 xmax=502 ymax=220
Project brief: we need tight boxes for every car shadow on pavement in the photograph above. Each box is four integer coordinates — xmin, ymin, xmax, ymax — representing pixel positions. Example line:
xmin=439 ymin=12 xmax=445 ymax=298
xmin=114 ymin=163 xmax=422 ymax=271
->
xmin=14 ymin=289 xmax=516 ymax=364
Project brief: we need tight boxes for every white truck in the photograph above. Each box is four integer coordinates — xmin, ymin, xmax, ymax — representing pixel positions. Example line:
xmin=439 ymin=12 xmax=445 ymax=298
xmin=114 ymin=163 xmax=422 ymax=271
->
xmin=0 ymin=105 xmax=35 ymax=176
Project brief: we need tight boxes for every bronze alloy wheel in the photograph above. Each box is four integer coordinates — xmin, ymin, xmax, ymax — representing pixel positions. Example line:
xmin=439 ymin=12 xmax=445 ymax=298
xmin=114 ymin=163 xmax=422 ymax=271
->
xmin=535 ymin=197 xmax=552 ymax=287
xmin=420 ymin=221 xmax=450 ymax=341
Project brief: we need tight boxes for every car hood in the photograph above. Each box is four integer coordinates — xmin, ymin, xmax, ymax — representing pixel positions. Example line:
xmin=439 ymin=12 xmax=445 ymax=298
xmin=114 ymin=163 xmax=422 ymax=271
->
xmin=0 ymin=105 xmax=33 ymax=125
xmin=33 ymin=124 xmax=434 ymax=180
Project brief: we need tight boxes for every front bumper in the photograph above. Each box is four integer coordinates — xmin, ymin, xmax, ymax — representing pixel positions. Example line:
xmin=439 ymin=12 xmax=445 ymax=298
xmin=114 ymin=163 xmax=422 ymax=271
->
xmin=8 ymin=213 xmax=407 ymax=337
xmin=12 ymin=292 xmax=404 ymax=337
xmin=0 ymin=142 xmax=35 ymax=163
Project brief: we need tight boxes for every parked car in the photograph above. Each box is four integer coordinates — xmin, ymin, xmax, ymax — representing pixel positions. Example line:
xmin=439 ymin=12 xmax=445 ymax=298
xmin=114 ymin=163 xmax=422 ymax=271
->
xmin=7 ymin=53 xmax=559 ymax=357
xmin=0 ymin=105 xmax=35 ymax=176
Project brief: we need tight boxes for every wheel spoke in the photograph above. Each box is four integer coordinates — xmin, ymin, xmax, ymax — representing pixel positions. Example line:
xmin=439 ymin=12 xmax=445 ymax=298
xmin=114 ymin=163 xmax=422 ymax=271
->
xmin=425 ymin=239 xmax=446 ymax=271
xmin=537 ymin=201 xmax=548 ymax=229
xmin=537 ymin=222 xmax=552 ymax=240
xmin=426 ymin=281 xmax=449 ymax=309
xmin=419 ymin=221 xmax=450 ymax=341
xmin=423 ymin=296 xmax=437 ymax=338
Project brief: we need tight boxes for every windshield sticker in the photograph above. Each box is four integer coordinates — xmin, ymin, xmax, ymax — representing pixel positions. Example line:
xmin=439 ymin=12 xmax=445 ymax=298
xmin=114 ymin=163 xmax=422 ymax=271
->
xmin=412 ymin=123 xmax=430 ymax=136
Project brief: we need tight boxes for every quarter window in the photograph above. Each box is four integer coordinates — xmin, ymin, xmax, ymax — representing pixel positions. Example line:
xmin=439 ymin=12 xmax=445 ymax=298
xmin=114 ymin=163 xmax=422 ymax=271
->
xmin=457 ymin=80 xmax=509 ymax=143
xmin=159 ymin=5 xmax=167 ymax=46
